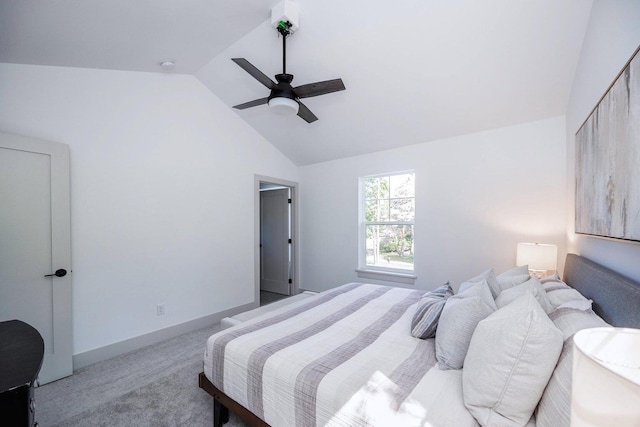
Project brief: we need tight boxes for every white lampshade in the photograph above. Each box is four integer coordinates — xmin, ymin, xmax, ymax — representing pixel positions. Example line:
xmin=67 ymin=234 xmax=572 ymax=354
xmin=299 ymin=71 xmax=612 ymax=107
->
xmin=571 ymin=327 xmax=640 ymax=426
xmin=516 ymin=242 xmax=557 ymax=271
xmin=268 ymin=97 xmax=299 ymax=115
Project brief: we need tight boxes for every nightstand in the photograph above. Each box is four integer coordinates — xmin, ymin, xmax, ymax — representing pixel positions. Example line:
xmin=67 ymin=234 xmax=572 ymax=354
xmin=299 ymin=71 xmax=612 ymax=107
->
xmin=0 ymin=320 xmax=45 ymax=426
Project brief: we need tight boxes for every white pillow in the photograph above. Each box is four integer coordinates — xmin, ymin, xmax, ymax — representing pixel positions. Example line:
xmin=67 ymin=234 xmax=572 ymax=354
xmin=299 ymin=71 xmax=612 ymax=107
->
xmin=455 ymin=279 xmax=497 ymax=310
xmin=458 ymin=269 xmax=500 ymax=298
xmin=463 ymin=293 xmax=563 ymax=427
xmin=495 ymin=276 xmax=553 ymax=314
xmin=496 ymin=264 xmax=528 ymax=278
xmin=435 ymin=280 xmax=496 ymax=370
xmin=496 ymin=265 xmax=531 ymax=292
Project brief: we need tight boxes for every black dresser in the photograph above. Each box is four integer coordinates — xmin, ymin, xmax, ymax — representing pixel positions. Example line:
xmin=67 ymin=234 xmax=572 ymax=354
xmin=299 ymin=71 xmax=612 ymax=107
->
xmin=0 ymin=320 xmax=45 ymax=427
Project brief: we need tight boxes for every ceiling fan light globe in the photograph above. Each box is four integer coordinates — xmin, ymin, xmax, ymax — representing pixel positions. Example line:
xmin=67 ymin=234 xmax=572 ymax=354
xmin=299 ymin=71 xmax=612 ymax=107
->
xmin=268 ymin=97 xmax=299 ymax=115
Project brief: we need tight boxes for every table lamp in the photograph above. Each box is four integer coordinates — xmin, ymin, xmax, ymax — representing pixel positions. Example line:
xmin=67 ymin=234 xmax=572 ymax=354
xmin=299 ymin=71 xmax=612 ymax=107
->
xmin=571 ymin=327 xmax=640 ymax=426
xmin=516 ymin=242 xmax=557 ymax=277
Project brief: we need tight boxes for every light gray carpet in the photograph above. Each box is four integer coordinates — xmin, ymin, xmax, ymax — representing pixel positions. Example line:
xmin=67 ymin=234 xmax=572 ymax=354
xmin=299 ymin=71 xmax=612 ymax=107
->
xmin=259 ymin=290 xmax=289 ymax=305
xmin=35 ymin=323 xmax=250 ymax=427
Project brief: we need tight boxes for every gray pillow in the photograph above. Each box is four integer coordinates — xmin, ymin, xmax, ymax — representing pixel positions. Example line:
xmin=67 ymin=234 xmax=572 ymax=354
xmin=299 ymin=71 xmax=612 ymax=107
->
xmin=435 ymin=280 xmax=496 ymax=370
xmin=495 ymin=276 xmax=553 ymax=314
xmin=463 ymin=293 xmax=563 ymax=427
xmin=540 ymin=271 xmax=561 ymax=283
xmin=496 ymin=264 xmax=531 ymax=292
xmin=436 ymin=297 xmax=494 ymax=371
xmin=456 ymin=279 xmax=497 ymax=310
xmin=410 ymin=283 xmax=453 ymax=339
xmin=546 ymin=287 xmax=589 ymax=307
xmin=458 ymin=269 xmax=501 ymax=298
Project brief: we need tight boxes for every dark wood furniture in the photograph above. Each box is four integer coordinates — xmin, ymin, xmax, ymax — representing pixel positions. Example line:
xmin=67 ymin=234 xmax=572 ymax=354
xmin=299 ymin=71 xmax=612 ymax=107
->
xmin=0 ymin=320 xmax=45 ymax=427
xmin=198 ymin=254 xmax=640 ymax=427
xmin=199 ymin=372 xmax=269 ymax=427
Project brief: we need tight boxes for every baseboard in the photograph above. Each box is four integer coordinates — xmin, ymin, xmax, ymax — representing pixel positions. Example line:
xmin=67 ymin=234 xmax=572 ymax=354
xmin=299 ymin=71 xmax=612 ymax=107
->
xmin=72 ymin=301 xmax=258 ymax=370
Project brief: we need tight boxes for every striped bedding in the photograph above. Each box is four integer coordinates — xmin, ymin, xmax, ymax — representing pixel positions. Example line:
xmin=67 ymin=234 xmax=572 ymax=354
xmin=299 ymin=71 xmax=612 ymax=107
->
xmin=204 ymin=283 xmax=479 ymax=427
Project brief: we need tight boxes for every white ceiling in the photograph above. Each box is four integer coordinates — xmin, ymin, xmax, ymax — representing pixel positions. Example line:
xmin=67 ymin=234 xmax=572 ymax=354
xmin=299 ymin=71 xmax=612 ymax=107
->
xmin=0 ymin=0 xmax=593 ymax=166
xmin=0 ymin=0 xmax=273 ymax=73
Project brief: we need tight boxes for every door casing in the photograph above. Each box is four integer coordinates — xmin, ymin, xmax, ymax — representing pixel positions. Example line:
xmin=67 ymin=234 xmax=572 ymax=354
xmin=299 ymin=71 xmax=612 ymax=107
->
xmin=254 ymin=175 xmax=299 ymax=303
xmin=260 ymin=188 xmax=291 ymax=295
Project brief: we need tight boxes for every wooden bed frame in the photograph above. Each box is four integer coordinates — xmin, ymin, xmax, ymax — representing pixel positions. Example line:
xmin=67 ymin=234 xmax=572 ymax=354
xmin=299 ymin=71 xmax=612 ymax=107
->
xmin=198 ymin=253 xmax=640 ymax=427
xmin=198 ymin=372 xmax=268 ymax=427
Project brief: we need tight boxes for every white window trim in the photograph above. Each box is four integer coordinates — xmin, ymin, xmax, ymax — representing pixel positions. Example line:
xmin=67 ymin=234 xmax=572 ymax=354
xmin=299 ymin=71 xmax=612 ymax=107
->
xmin=355 ymin=268 xmax=417 ymax=284
xmin=358 ymin=171 xmax=416 ymax=284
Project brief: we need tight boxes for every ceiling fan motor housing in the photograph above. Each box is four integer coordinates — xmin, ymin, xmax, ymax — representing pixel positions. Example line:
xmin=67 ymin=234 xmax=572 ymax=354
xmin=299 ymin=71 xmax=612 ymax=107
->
xmin=269 ymin=74 xmax=297 ymax=102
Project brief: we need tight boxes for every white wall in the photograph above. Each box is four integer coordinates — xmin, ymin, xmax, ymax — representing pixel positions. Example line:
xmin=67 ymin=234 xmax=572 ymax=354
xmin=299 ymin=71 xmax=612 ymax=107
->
xmin=565 ymin=0 xmax=640 ymax=283
xmin=299 ymin=116 xmax=567 ymax=292
xmin=0 ymin=63 xmax=298 ymax=354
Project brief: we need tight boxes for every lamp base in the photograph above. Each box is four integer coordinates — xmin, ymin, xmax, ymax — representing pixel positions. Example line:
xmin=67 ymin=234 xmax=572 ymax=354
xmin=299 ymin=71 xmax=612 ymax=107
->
xmin=528 ymin=269 xmax=552 ymax=279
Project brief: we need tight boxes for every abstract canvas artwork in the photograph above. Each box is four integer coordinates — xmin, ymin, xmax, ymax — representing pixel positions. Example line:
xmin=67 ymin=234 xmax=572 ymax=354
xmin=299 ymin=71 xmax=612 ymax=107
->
xmin=575 ymin=46 xmax=640 ymax=242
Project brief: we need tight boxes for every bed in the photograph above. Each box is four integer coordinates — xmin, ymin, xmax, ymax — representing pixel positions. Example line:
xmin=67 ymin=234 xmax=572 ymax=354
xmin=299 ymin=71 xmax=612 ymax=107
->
xmin=198 ymin=254 xmax=640 ymax=427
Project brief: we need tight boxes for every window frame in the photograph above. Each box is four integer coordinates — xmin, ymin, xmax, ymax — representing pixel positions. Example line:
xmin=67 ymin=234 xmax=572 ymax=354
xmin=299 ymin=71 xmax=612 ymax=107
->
xmin=357 ymin=171 xmax=416 ymax=282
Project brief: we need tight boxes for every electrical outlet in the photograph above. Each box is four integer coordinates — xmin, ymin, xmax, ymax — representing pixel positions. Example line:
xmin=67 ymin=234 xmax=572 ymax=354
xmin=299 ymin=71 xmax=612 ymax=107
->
xmin=157 ymin=303 xmax=165 ymax=316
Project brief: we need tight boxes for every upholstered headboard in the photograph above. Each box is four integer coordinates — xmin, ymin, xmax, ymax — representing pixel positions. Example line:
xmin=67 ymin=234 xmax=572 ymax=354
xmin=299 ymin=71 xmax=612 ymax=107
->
xmin=563 ymin=253 xmax=640 ymax=328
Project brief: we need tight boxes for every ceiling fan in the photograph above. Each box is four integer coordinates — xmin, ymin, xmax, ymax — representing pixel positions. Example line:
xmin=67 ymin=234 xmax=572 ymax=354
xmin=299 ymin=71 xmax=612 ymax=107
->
xmin=231 ymin=21 xmax=346 ymax=123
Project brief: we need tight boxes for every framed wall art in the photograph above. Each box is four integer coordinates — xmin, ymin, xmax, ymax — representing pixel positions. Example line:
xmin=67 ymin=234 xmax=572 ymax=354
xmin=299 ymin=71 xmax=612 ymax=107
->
xmin=575 ymin=45 xmax=640 ymax=242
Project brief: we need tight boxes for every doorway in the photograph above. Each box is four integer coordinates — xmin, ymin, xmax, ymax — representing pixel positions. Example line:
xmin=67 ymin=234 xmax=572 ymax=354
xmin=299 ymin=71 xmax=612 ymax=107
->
xmin=255 ymin=176 xmax=298 ymax=306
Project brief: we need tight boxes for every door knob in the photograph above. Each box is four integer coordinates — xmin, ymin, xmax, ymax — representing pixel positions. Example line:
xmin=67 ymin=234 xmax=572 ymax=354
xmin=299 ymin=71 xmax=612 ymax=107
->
xmin=45 ymin=269 xmax=67 ymax=278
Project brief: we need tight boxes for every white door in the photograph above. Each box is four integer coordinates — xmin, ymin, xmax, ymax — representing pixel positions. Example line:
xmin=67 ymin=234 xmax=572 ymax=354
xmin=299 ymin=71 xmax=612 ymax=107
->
xmin=0 ymin=131 xmax=72 ymax=384
xmin=260 ymin=188 xmax=291 ymax=295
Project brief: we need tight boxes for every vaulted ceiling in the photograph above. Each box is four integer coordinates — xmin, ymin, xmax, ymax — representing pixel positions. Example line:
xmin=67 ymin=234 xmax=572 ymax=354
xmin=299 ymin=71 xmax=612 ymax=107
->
xmin=0 ymin=0 xmax=593 ymax=165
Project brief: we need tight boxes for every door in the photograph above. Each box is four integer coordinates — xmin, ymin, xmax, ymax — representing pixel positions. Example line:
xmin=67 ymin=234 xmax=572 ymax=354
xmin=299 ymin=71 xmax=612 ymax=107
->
xmin=260 ymin=188 xmax=291 ymax=295
xmin=0 ymin=131 xmax=72 ymax=384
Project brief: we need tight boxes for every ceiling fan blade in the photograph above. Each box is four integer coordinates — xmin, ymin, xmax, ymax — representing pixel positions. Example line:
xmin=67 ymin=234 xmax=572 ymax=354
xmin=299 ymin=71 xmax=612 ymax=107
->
xmin=297 ymin=101 xmax=318 ymax=123
xmin=233 ymin=97 xmax=269 ymax=110
xmin=294 ymin=79 xmax=345 ymax=99
xmin=231 ymin=58 xmax=276 ymax=90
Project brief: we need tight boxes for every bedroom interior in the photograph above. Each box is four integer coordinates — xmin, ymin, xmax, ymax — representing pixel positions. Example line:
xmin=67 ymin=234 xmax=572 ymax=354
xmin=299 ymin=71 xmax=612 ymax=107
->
xmin=1 ymin=0 xmax=640 ymax=426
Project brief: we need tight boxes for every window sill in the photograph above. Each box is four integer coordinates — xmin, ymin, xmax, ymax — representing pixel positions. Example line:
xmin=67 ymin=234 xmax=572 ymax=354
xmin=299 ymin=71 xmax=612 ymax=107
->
xmin=355 ymin=268 xmax=417 ymax=285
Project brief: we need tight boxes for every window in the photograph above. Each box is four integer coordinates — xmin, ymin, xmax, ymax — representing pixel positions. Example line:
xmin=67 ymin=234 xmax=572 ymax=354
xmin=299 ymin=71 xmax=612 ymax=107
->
xmin=359 ymin=172 xmax=415 ymax=275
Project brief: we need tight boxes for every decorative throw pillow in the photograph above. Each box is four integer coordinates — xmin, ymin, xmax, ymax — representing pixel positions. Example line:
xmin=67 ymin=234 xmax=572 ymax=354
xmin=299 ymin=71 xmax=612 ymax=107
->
xmin=554 ymin=299 xmax=593 ymax=311
xmin=458 ymin=269 xmax=501 ymax=298
xmin=542 ymin=279 xmax=571 ymax=292
xmin=463 ymin=293 xmax=563 ymax=427
xmin=540 ymin=271 xmax=561 ymax=283
xmin=455 ymin=278 xmax=497 ymax=310
xmin=497 ymin=264 xmax=529 ymax=278
xmin=545 ymin=287 xmax=589 ymax=309
xmin=435 ymin=280 xmax=496 ymax=370
xmin=495 ymin=276 xmax=553 ymax=314
xmin=535 ymin=307 xmax=609 ymax=427
xmin=410 ymin=283 xmax=454 ymax=339
xmin=495 ymin=265 xmax=531 ymax=292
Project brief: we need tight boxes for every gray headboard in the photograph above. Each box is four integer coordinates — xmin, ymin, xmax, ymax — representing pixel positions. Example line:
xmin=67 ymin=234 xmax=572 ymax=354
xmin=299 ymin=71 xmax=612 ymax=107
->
xmin=563 ymin=253 xmax=640 ymax=328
